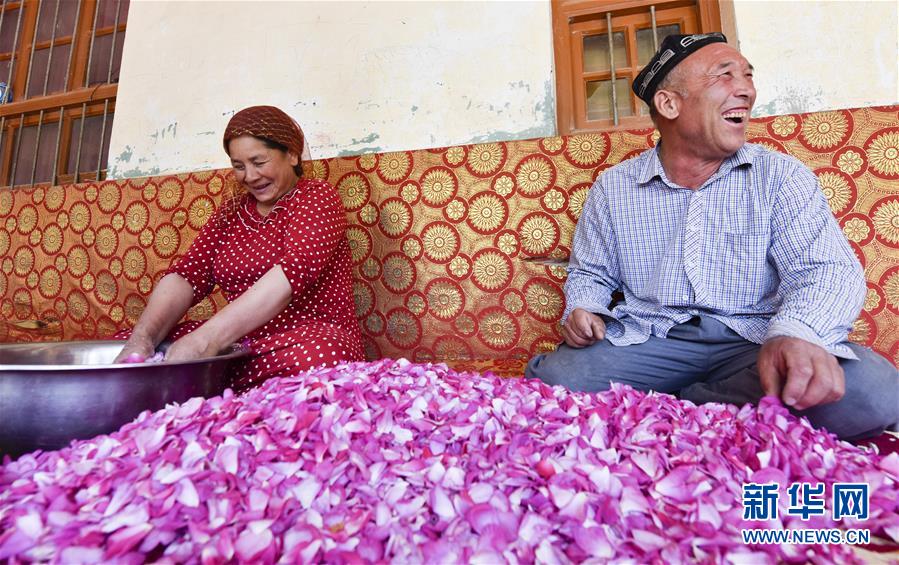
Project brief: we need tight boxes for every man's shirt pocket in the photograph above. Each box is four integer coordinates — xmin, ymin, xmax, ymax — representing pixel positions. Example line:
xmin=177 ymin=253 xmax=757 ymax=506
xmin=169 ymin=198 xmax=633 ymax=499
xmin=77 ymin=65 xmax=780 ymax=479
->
xmin=710 ymin=232 xmax=772 ymax=304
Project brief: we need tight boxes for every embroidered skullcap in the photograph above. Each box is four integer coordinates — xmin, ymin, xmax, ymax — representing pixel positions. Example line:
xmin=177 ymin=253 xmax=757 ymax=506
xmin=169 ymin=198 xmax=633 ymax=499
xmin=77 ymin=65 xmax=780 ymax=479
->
xmin=223 ymin=105 xmax=308 ymax=159
xmin=632 ymin=32 xmax=728 ymax=106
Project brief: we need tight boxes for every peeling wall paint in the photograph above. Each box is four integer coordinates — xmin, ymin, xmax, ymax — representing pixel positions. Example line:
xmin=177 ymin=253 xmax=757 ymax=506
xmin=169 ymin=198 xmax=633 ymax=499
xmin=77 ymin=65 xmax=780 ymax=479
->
xmin=734 ymin=1 xmax=898 ymax=117
xmin=107 ymin=1 xmax=897 ymax=178
xmin=107 ymin=1 xmax=555 ymax=178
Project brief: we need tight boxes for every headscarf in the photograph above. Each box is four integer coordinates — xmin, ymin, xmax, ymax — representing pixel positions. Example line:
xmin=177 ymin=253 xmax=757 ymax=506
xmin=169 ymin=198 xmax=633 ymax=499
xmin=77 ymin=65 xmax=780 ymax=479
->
xmin=222 ymin=105 xmax=311 ymax=161
xmin=217 ymin=105 xmax=312 ymax=224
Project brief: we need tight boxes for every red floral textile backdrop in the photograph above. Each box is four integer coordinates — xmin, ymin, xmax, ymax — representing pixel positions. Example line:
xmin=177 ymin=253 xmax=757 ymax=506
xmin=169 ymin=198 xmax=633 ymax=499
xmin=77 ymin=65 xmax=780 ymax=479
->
xmin=1 ymin=106 xmax=897 ymax=373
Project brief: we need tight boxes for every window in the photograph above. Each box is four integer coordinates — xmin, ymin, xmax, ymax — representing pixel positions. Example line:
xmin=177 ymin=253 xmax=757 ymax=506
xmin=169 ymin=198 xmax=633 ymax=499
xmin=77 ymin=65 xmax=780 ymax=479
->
xmin=0 ymin=0 xmax=128 ymax=188
xmin=552 ymin=0 xmax=730 ymax=134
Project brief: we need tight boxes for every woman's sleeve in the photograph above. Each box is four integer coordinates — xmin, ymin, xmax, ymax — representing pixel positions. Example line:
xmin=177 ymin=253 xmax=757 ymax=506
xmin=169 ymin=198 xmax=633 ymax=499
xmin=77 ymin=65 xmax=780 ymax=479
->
xmin=166 ymin=207 xmax=229 ymax=305
xmin=277 ymin=180 xmax=348 ymax=300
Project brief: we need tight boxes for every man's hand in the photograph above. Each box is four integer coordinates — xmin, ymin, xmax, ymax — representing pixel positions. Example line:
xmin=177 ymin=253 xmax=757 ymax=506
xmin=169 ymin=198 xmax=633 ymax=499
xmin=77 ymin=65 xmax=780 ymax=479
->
xmin=757 ymin=336 xmax=845 ymax=410
xmin=561 ymin=308 xmax=606 ymax=348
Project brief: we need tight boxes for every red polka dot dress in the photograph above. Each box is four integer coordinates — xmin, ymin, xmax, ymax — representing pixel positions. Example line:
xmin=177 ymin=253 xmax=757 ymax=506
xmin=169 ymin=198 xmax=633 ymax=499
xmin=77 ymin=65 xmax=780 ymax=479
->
xmin=168 ymin=178 xmax=363 ymax=391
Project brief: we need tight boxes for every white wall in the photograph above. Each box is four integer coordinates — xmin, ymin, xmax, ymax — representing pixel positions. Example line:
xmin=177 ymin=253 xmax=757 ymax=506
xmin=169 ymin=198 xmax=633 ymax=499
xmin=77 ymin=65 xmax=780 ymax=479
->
xmin=107 ymin=1 xmax=556 ymax=178
xmin=734 ymin=0 xmax=898 ymax=116
xmin=107 ymin=0 xmax=898 ymax=178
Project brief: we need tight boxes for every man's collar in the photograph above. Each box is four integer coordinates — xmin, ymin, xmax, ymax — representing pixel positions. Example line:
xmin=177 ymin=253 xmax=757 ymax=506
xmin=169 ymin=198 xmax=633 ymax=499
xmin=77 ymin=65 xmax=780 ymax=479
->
xmin=637 ymin=142 xmax=754 ymax=185
xmin=637 ymin=145 xmax=666 ymax=184
xmin=726 ymin=143 xmax=755 ymax=170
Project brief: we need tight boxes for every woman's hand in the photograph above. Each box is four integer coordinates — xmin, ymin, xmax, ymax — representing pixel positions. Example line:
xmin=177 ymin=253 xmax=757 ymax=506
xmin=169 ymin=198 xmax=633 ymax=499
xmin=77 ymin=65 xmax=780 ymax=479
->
xmin=164 ymin=331 xmax=221 ymax=362
xmin=113 ymin=332 xmax=156 ymax=363
xmin=187 ymin=266 xmax=292 ymax=353
xmin=117 ymin=273 xmax=196 ymax=362
xmin=162 ymin=265 xmax=292 ymax=364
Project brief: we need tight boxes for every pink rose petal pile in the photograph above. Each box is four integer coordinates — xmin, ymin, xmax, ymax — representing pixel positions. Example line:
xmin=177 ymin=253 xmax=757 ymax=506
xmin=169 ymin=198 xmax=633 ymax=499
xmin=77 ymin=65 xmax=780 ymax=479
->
xmin=1 ymin=359 xmax=897 ymax=563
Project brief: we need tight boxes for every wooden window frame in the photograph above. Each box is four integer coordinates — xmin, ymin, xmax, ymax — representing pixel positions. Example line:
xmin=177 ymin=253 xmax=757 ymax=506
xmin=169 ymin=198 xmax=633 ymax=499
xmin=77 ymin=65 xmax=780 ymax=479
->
xmin=553 ymin=0 xmax=735 ymax=135
xmin=0 ymin=0 xmax=126 ymax=188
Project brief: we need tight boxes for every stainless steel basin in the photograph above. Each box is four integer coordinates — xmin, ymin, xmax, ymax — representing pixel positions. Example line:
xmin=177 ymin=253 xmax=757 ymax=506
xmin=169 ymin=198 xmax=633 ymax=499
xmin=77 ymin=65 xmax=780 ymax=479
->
xmin=0 ymin=340 xmax=248 ymax=459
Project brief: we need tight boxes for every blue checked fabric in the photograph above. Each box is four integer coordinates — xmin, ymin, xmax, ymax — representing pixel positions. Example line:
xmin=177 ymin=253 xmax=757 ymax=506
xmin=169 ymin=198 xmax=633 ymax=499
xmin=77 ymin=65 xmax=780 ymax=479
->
xmin=564 ymin=143 xmax=865 ymax=359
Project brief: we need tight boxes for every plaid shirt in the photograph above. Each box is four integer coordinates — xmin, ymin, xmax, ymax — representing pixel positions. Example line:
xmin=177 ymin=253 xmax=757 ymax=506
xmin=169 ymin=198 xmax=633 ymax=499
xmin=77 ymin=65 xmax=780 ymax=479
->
xmin=564 ymin=143 xmax=865 ymax=359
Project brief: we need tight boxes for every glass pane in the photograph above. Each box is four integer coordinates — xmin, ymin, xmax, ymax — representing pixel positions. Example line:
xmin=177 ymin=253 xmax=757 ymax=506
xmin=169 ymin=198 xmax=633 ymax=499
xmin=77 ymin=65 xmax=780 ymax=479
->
xmin=25 ymin=44 xmax=70 ymax=98
xmin=0 ymin=121 xmax=8 ymax=184
xmin=96 ymin=0 xmax=129 ymax=29
xmin=34 ymin=120 xmax=61 ymax=185
xmin=87 ymin=32 xmax=124 ymax=85
xmin=586 ymin=79 xmax=633 ymax=121
xmin=13 ymin=120 xmax=62 ymax=185
xmin=67 ymin=111 xmax=114 ymax=176
xmin=639 ymin=97 xmax=651 ymax=116
xmin=111 ymin=30 xmax=125 ymax=82
xmin=636 ymin=24 xmax=682 ymax=66
xmin=12 ymin=124 xmax=36 ymax=186
xmin=36 ymin=0 xmax=79 ymax=43
xmin=0 ymin=60 xmax=10 ymax=98
xmin=0 ymin=7 xmax=22 ymax=53
xmin=24 ymin=48 xmax=46 ymax=98
xmin=583 ymin=31 xmax=627 ymax=73
xmin=48 ymin=43 xmax=70 ymax=93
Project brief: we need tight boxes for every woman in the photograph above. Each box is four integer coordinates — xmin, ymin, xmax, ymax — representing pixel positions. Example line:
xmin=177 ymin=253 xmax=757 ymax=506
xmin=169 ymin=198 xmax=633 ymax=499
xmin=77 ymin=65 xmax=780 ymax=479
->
xmin=115 ymin=105 xmax=364 ymax=391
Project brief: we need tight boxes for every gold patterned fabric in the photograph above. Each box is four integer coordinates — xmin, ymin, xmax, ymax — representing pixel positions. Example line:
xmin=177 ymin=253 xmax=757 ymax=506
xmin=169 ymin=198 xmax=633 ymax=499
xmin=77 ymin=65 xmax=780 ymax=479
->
xmin=1 ymin=106 xmax=898 ymax=376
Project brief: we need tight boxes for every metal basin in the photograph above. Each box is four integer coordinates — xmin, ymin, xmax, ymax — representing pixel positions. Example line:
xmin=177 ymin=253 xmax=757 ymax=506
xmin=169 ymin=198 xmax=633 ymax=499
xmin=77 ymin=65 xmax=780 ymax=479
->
xmin=0 ymin=340 xmax=248 ymax=459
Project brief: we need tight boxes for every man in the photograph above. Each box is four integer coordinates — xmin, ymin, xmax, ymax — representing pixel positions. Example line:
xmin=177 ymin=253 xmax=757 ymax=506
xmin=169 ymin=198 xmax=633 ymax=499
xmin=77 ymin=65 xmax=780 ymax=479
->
xmin=525 ymin=33 xmax=897 ymax=440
